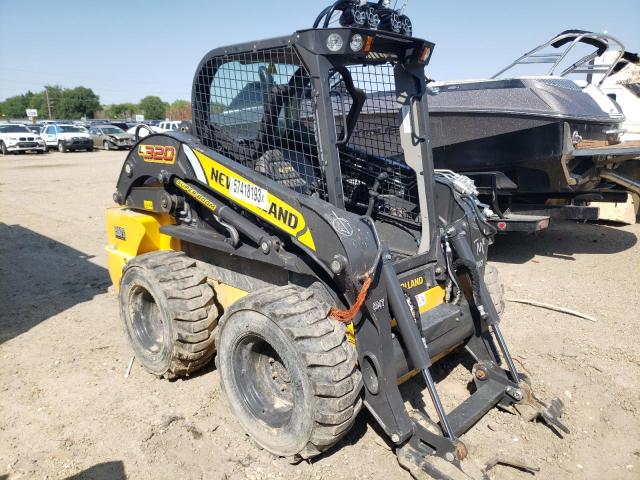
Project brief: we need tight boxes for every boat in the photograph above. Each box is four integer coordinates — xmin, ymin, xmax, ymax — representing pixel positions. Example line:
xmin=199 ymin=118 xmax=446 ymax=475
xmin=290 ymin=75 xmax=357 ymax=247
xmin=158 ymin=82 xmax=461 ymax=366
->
xmin=598 ymin=51 xmax=640 ymax=142
xmin=424 ymin=30 xmax=640 ymax=202
xmin=345 ymin=30 xmax=640 ymax=216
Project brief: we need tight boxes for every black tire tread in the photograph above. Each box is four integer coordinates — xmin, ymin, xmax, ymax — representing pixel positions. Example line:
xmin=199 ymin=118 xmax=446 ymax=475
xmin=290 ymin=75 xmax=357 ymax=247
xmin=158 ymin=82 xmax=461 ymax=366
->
xmin=218 ymin=285 xmax=363 ymax=459
xmin=485 ymin=263 xmax=505 ymax=316
xmin=124 ymin=250 xmax=219 ymax=378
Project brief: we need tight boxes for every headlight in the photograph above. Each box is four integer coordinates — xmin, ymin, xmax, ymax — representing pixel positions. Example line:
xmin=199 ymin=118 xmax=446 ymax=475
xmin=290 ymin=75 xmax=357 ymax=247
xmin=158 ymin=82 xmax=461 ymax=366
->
xmin=6 ymin=137 xmax=18 ymax=144
xmin=350 ymin=34 xmax=364 ymax=52
xmin=326 ymin=33 xmax=344 ymax=52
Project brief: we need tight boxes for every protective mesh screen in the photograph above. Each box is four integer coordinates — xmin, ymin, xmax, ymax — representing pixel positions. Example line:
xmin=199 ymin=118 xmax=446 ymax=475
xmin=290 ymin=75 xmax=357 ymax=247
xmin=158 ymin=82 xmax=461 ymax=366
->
xmin=193 ymin=48 xmax=420 ymax=224
xmin=193 ymin=46 xmax=325 ymax=197
xmin=332 ymin=64 xmax=420 ymax=224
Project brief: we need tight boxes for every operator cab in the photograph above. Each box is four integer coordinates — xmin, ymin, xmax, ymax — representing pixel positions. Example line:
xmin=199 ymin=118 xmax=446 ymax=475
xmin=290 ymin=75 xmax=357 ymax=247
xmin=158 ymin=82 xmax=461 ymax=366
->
xmin=193 ymin=25 xmax=434 ymax=257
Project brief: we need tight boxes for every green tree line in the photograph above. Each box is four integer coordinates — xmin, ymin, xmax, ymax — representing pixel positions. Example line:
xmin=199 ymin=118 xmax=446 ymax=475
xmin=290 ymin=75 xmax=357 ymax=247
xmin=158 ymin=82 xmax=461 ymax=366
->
xmin=0 ymin=86 xmax=190 ymax=121
xmin=0 ymin=86 xmax=100 ymax=120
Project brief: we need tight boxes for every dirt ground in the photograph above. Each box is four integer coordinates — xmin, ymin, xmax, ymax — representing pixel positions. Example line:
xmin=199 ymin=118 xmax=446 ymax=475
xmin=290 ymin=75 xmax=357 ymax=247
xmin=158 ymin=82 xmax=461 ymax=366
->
xmin=1 ymin=150 xmax=639 ymax=480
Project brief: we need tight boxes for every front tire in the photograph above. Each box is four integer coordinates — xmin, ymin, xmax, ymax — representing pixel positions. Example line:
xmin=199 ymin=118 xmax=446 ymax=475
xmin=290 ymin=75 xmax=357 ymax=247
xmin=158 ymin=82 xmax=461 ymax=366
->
xmin=0 ymin=141 xmax=8 ymax=155
xmin=119 ymin=251 xmax=219 ymax=379
xmin=103 ymin=141 xmax=111 ymax=151
xmin=58 ymin=142 xmax=67 ymax=153
xmin=217 ymin=286 xmax=362 ymax=459
xmin=485 ymin=263 xmax=505 ymax=316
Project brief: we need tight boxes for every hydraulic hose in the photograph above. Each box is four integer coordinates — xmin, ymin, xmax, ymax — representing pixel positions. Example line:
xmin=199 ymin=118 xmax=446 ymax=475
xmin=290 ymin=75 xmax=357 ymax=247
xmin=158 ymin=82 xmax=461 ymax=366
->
xmin=452 ymin=258 xmax=481 ymax=301
xmin=447 ymin=227 xmax=520 ymax=383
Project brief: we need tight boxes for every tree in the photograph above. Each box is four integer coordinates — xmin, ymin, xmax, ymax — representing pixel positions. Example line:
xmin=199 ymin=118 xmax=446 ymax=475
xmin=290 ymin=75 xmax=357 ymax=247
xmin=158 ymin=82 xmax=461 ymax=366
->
xmin=55 ymin=86 xmax=101 ymax=119
xmin=166 ymin=99 xmax=191 ymax=120
xmin=0 ymin=85 xmax=102 ymax=120
xmin=103 ymin=102 xmax=138 ymax=119
xmin=138 ymin=96 xmax=167 ymax=120
xmin=0 ymin=92 xmax=36 ymax=118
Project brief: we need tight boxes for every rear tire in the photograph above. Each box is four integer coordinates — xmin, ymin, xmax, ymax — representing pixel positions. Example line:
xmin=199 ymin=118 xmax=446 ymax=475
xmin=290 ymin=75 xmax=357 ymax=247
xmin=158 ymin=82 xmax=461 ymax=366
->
xmin=485 ymin=263 xmax=505 ymax=316
xmin=216 ymin=285 xmax=362 ymax=459
xmin=119 ymin=250 xmax=218 ymax=379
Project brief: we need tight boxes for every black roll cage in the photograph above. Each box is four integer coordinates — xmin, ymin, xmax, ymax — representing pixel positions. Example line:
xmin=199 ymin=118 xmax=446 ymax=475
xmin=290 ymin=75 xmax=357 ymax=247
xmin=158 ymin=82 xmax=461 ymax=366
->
xmin=192 ymin=26 xmax=438 ymax=258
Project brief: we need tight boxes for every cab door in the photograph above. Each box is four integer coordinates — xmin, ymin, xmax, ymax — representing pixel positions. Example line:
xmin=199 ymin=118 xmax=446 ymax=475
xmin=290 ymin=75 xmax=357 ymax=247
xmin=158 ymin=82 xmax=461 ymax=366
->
xmin=89 ymin=127 xmax=101 ymax=147
xmin=43 ymin=126 xmax=57 ymax=146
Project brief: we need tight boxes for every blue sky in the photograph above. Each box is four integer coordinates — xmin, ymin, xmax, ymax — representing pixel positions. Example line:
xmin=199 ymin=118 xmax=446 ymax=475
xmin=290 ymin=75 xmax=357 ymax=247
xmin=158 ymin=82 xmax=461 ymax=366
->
xmin=0 ymin=0 xmax=638 ymax=104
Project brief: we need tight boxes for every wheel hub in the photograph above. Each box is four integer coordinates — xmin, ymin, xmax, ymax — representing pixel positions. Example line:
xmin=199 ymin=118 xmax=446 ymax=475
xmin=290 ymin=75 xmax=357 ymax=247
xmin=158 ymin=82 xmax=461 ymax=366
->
xmin=128 ymin=285 xmax=164 ymax=355
xmin=233 ymin=335 xmax=295 ymax=428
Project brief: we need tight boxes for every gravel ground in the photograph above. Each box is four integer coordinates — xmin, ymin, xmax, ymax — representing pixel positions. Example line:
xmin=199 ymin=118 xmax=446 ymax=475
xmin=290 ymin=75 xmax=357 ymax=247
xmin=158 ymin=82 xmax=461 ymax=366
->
xmin=1 ymin=150 xmax=638 ymax=480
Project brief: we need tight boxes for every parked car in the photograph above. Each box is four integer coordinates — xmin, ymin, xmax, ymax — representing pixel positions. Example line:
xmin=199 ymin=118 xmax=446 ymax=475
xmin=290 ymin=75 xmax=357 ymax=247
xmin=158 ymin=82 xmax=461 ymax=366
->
xmin=40 ymin=124 xmax=93 ymax=152
xmin=89 ymin=125 xmax=135 ymax=150
xmin=126 ymin=124 xmax=161 ymax=138
xmin=25 ymin=124 xmax=43 ymax=134
xmin=157 ymin=121 xmax=182 ymax=132
xmin=0 ymin=124 xmax=47 ymax=154
xmin=108 ymin=122 xmax=129 ymax=131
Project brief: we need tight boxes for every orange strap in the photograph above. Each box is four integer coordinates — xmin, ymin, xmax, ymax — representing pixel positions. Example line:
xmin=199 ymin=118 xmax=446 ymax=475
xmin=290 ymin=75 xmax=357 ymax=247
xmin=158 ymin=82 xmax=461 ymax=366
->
xmin=330 ymin=274 xmax=373 ymax=323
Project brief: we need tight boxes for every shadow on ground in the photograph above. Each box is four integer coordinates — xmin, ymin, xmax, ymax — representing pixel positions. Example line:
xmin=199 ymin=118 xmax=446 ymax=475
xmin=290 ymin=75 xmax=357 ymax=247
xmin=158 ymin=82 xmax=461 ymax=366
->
xmin=489 ymin=219 xmax=638 ymax=264
xmin=64 ymin=461 xmax=125 ymax=480
xmin=0 ymin=223 xmax=110 ymax=344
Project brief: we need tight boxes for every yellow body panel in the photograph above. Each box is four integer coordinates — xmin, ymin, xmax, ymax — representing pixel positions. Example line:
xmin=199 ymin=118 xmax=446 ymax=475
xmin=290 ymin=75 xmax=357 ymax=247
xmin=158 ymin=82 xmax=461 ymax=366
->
xmin=209 ymin=280 xmax=249 ymax=311
xmin=346 ymin=285 xmax=446 ymax=349
xmin=194 ymin=150 xmax=317 ymax=251
xmin=105 ymin=207 xmax=180 ymax=291
xmin=417 ymin=285 xmax=446 ymax=314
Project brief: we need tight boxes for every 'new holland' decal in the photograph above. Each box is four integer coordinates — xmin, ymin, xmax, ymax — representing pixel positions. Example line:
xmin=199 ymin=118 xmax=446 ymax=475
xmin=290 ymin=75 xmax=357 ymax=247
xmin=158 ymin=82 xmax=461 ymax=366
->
xmin=193 ymin=150 xmax=316 ymax=251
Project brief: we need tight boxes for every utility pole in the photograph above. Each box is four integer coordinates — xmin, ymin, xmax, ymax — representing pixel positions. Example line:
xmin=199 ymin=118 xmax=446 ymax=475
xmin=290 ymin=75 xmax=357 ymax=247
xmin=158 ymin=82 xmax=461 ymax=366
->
xmin=45 ymin=88 xmax=53 ymax=120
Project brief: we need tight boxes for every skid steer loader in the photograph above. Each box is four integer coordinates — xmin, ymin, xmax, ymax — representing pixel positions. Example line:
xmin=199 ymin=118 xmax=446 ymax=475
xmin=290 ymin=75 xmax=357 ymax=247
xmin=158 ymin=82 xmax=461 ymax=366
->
xmin=106 ymin=2 xmax=566 ymax=477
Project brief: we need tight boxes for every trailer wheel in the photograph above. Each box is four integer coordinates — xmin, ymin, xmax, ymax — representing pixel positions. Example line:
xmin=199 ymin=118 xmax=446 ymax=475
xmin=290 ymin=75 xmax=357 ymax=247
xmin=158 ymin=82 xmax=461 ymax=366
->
xmin=485 ymin=264 xmax=505 ymax=316
xmin=119 ymin=250 xmax=218 ymax=379
xmin=216 ymin=285 xmax=363 ymax=459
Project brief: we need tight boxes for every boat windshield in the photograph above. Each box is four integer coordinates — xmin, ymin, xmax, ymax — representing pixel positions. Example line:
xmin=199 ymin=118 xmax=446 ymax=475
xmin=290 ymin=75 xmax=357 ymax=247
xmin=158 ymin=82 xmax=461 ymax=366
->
xmin=492 ymin=30 xmax=626 ymax=86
